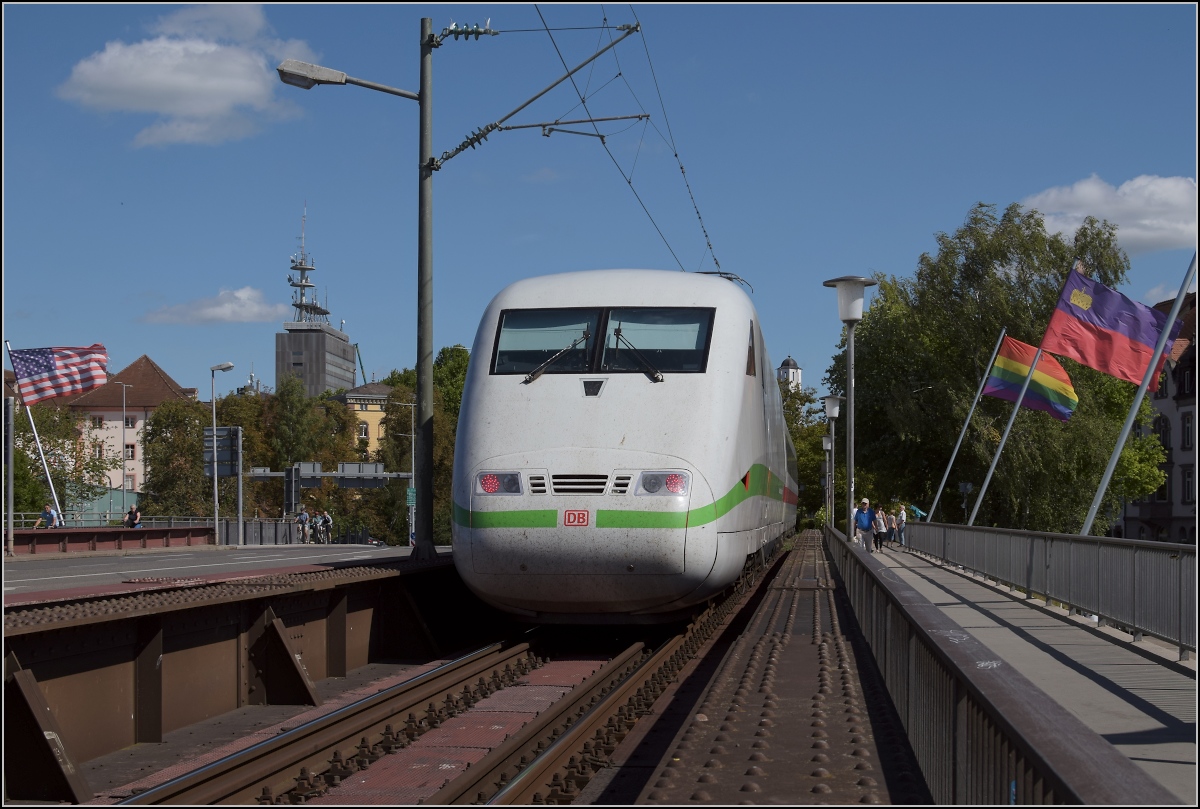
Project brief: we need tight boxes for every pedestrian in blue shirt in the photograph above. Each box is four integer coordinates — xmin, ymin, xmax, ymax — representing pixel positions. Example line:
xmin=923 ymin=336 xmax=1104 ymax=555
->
xmin=851 ymin=498 xmax=875 ymax=551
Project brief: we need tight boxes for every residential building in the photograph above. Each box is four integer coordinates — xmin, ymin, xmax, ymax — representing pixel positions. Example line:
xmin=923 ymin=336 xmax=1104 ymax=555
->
xmin=64 ymin=356 xmax=198 ymax=496
xmin=1121 ymin=292 xmax=1196 ymax=543
xmin=334 ymin=381 xmax=395 ymax=456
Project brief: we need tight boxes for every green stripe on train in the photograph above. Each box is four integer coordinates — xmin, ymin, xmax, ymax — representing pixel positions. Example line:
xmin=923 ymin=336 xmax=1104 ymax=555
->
xmin=454 ymin=463 xmax=796 ymax=530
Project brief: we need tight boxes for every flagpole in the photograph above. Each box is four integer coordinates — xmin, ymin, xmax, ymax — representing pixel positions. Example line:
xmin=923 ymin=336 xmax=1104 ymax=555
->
xmin=4 ymin=341 xmax=66 ymax=526
xmin=968 ymin=346 xmax=1045 ymax=526
xmin=928 ymin=326 xmax=1006 ymax=521
xmin=1080 ymin=252 xmax=1197 ymax=536
xmin=968 ymin=262 xmax=1080 ymax=526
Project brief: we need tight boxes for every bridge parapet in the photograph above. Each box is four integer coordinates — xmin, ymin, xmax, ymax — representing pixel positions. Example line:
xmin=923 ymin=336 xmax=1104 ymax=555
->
xmin=907 ymin=521 xmax=1195 ymax=658
xmin=824 ymin=525 xmax=1183 ymax=805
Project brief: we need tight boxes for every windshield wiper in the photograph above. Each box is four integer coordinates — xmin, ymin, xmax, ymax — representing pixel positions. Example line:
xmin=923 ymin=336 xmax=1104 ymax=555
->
xmin=612 ymin=324 xmax=664 ymax=382
xmin=524 ymin=330 xmax=591 ymax=384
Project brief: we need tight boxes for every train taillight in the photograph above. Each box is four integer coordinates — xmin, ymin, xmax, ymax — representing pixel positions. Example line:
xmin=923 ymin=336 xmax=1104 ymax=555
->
xmin=478 ymin=472 xmax=522 ymax=494
xmin=637 ymin=471 xmax=689 ymax=496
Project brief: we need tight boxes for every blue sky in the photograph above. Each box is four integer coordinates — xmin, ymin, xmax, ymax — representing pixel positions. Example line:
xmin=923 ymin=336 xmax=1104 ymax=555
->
xmin=4 ymin=4 xmax=1196 ymax=400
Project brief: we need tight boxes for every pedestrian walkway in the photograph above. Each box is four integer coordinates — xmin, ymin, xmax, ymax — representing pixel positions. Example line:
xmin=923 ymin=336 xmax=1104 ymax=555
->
xmin=872 ymin=546 xmax=1196 ymax=804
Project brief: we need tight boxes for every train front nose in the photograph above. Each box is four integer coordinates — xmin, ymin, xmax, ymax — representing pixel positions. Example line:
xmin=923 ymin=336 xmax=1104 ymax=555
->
xmin=452 ymin=450 xmax=716 ymax=619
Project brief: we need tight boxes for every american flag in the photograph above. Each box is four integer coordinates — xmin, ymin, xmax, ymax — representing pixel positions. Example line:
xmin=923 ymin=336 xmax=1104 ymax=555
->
xmin=8 ymin=344 xmax=109 ymax=405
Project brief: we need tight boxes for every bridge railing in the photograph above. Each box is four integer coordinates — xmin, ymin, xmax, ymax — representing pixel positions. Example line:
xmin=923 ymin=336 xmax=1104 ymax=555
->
xmin=824 ymin=524 xmax=1181 ymax=805
xmin=907 ymin=521 xmax=1196 ymax=657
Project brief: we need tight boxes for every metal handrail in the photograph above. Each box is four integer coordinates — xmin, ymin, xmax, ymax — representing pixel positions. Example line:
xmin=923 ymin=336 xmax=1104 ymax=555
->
xmin=907 ymin=521 xmax=1196 ymax=656
xmin=824 ymin=525 xmax=1182 ymax=805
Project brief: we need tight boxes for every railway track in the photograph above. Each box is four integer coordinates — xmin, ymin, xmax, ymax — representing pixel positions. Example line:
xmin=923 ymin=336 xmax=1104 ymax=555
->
xmin=112 ymin=546 xmax=778 ymax=805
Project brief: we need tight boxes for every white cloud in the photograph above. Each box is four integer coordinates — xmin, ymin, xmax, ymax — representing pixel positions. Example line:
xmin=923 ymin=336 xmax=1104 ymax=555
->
xmin=57 ymin=5 xmax=313 ymax=147
xmin=1022 ymin=174 xmax=1197 ymax=256
xmin=142 ymin=287 xmax=290 ymax=324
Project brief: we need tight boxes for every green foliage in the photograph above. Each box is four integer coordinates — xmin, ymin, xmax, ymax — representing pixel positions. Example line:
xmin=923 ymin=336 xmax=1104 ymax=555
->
xmin=824 ymin=202 xmax=1162 ymax=536
xmin=12 ymin=404 xmax=121 ymax=513
xmin=780 ymin=384 xmax=829 ymax=522
xmin=141 ymin=398 xmax=211 ymax=516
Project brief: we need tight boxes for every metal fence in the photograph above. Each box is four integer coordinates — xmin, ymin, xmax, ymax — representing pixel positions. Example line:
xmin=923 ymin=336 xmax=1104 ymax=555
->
xmin=907 ymin=521 xmax=1196 ymax=657
xmin=11 ymin=513 xmax=378 ymax=547
xmin=824 ymin=525 xmax=1181 ymax=805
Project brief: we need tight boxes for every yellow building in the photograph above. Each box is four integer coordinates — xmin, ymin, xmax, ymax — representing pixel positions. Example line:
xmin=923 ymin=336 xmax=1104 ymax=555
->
xmin=335 ymin=382 xmax=393 ymax=455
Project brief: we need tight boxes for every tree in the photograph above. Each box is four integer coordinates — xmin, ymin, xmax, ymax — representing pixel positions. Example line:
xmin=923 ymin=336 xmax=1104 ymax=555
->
xmin=824 ymin=203 xmax=1164 ymax=535
xmin=11 ymin=404 xmax=120 ymax=514
xmin=780 ymin=384 xmax=828 ymax=526
xmin=141 ymin=398 xmax=211 ymax=516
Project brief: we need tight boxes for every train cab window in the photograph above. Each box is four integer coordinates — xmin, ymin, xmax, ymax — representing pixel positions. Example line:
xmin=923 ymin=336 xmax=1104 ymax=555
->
xmin=746 ymin=323 xmax=756 ymax=376
xmin=492 ymin=308 xmax=600 ymax=375
xmin=600 ymin=308 xmax=715 ymax=374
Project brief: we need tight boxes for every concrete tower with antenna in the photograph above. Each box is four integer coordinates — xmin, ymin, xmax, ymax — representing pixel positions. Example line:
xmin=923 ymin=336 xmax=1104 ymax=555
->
xmin=275 ymin=207 xmax=357 ymax=396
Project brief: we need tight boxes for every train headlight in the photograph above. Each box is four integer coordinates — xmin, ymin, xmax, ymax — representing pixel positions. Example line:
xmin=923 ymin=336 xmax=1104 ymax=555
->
xmin=478 ymin=472 xmax=522 ymax=495
xmin=637 ymin=471 xmax=689 ymax=496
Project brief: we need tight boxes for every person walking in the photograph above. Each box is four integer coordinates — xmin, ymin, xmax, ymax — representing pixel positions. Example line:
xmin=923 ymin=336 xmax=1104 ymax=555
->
xmin=886 ymin=510 xmax=897 ymax=548
xmin=873 ymin=507 xmax=888 ymax=552
xmin=852 ymin=498 xmax=875 ymax=551
xmin=897 ymin=505 xmax=907 ymax=548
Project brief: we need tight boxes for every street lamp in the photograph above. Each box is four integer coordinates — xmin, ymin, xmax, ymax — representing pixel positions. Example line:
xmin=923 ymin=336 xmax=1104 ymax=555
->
xmin=116 ymin=382 xmax=133 ymax=516
xmin=822 ymin=395 xmax=843 ymax=530
xmin=823 ymin=276 xmax=876 ymax=532
xmin=210 ymin=362 xmax=234 ymax=542
xmin=277 ymin=29 xmax=431 ymax=560
xmin=821 ymin=434 xmax=833 ymax=527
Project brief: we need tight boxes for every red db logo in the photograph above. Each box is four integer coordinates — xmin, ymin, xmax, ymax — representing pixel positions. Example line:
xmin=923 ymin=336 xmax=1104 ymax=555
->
xmin=564 ymin=510 xmax=589 ymax=527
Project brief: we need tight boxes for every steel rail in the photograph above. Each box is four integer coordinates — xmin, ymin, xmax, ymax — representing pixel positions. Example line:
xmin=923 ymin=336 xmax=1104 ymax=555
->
xmin=488 ymin=630 xmax=691 ymax=804
xmin=120 ymin=641 xmax=536 ymax=805
xmin=425 ymin=641 xmax=649 ymax=805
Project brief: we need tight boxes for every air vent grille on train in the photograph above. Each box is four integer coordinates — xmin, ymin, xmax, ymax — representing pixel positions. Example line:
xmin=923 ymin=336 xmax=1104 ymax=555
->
xmin=610 ymin=475 xmax=632 ymax=494
xmin=552 ymin=474 xmax=609 ymax=495
xmin=528 ymin=474 xmax=547 ymax=494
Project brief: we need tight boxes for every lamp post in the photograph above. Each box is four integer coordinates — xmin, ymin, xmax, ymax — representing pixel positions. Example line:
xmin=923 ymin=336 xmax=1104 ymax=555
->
xmin=210 ymin=362 xmax=234 ymax=542
xmin=277 ymin=30 xmax=431 ymax=559
xmin=822 ymin=395 xmax=843 ymax=530
xmin=823 ymin=277 xmax=876 ymax=531
xmin=821 ymin=434 xmax=833 ymax=527
xmin=117 ymin=382 xmax=133 ymax=516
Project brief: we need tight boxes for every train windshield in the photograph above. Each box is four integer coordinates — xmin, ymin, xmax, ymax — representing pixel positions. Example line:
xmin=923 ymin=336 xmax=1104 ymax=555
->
xmin=600 ymin=308 xmax=714 ymax=373
xmin=491 ymin=307 xmax=714 ymax=376
xmin=492 ymin=308 xmax=599 ymax=375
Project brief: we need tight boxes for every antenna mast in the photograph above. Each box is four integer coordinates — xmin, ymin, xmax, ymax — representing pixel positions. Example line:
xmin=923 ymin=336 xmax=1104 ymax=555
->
xmin=287 ymin=204 xmax=330 ymax=323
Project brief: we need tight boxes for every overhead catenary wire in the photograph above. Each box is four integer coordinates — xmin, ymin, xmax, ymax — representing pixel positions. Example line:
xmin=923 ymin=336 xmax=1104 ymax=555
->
xmin=535 ymin=4 xmax=687 ymax=272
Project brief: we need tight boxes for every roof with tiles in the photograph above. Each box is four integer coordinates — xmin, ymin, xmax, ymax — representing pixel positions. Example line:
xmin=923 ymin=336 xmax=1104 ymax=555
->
xmin=1153 ymin=291 xmax=1195 ymax=364
xmin=66 ymin=355 xmax=197 ymax=409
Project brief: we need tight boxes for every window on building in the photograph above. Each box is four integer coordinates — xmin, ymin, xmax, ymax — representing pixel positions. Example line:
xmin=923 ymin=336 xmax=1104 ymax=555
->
xmin=1155 ymin=416 xmax=1171 ymax=449
xmin=91 ymin=416 xmax=104 ymax=429
xmin=124 ymin=444 xmax=136 ymax=460
xmin=1155 ymin=470 xmax=1171 ymax=503
xmin=1181 ymin=365 xmax=1195 ymax=397
xmin=358 ymin=403 xmax=368 ymax=411
xmin=358 ymin=423 xmax=369 ymax=439
xmin=1183 ymin=412 xmax=1193 ymax=451
xmin=125 ymin=415 xmax=137 ymax=429
xmin=1155 ymin=371 xmax=1169 ymax=398
xmin=1182 ymin=467 xmax=1194 ymax=505
xmin=93 ymin=444 xmax=104 ymax=460
xmin=124 ymin=475 xmax=136 ymax=491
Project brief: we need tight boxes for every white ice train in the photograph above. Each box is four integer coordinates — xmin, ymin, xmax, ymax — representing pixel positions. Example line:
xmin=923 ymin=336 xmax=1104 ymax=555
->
xmin=451 ymin=269 xmax=798 ymax=623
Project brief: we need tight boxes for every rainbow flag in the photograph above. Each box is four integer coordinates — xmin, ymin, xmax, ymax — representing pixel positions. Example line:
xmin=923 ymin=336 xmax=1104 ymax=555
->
xmin=982 ymin=336 xmax=1078 ymax=422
